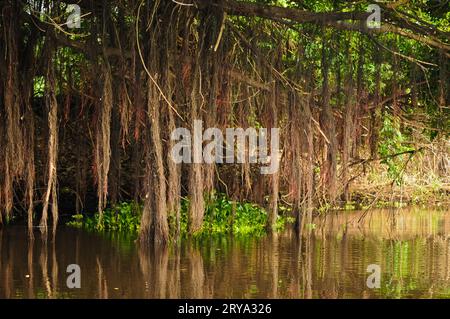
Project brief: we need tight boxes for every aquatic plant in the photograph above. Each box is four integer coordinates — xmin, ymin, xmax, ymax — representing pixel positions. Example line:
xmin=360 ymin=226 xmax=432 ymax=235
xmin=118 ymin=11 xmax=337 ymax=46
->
xmin=67 ymin=194 xmax=294 ymax=237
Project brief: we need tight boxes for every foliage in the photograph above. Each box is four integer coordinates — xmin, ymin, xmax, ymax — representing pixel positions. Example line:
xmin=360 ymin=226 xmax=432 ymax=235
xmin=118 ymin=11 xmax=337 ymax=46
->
xmin=67 ymin=202 xmax=142 ymax=233
xmin=67 ymin=194 xmax=295 ymax=237
xmin=2 ymin=0 xmax=449 ymax=239
xmin=196 ymin=193 xmax=293 ymax=236
xmin=65 ymin=213 xmax=83 ymax=228
xmin=378 ymin=114 xmax=415 ymax=185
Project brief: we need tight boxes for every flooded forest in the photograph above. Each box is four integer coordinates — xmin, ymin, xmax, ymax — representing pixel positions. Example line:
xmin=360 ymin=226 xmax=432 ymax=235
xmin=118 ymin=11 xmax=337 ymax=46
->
xmin=0 ymin=0 xmax=449 ymax=299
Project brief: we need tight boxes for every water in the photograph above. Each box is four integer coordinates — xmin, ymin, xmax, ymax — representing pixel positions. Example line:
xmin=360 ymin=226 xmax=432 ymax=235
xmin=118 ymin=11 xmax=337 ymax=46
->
xmin=1 ymin=207 xmax=450 ymax=299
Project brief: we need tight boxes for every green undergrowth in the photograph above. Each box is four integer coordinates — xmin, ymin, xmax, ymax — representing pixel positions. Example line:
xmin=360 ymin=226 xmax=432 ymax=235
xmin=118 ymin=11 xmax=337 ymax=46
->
xmin=66 ymin=201 xmax=141 ymax=233
xmin=66 ymin=193 xmax=295 ymax=238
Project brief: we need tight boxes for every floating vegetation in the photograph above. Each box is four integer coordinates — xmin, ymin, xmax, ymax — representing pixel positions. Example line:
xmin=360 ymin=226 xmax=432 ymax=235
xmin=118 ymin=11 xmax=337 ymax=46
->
xmin=67 ymin=194 xmax=295 ymax=238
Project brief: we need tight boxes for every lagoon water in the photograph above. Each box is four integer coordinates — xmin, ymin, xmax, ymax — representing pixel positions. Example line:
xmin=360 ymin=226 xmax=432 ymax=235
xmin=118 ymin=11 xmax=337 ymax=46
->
xmin=1 ymin=207 xmax=450 ymax=298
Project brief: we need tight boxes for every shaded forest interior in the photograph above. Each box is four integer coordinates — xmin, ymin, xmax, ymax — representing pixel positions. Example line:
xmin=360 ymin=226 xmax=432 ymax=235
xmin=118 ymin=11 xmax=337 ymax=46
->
xmin=0 ymin=0 xmax=449 ymax=243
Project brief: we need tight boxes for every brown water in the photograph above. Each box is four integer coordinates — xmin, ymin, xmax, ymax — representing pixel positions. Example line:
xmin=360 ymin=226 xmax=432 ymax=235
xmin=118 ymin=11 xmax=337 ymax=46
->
xmin=1 ymin=207 xmax=450 ymax=299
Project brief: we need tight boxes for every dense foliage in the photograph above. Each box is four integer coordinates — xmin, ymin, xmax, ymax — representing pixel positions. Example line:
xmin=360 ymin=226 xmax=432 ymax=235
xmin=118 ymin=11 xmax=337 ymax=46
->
xmin=67 ymin=193 xmax=295 ymax=238
xmin=0 ymin=0 xmax=448 ymax=243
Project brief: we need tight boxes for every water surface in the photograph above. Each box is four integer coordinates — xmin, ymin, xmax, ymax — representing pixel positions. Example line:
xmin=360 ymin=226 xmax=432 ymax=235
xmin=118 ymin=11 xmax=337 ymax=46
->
xmin=1 ymin=207 xmax=450 ymax=298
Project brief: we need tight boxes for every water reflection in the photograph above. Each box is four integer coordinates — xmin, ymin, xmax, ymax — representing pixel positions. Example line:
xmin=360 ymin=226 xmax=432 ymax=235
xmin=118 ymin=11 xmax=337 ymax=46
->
xmin=1 ymin=207 xmax=450 ymax=298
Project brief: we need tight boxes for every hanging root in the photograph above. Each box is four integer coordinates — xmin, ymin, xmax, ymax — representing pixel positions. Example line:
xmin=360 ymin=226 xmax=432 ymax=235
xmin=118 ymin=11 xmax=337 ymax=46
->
xmin=3 ymin=4 xmax=25 ymax=223
xmin=25 ymin=100 xmax=36 ymax=239
xmin=96 ymin=66 xmax=113 ymax=227
xmin=40 ymin=56 xmax=59 ymax=234
xmin=147 ymin=78 xmax=169 ymax=243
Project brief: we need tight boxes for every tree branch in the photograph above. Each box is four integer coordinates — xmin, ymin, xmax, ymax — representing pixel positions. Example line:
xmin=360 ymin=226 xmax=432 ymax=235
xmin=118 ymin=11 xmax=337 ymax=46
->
xmin=194 ymin=0 xmax=450 ymax=54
